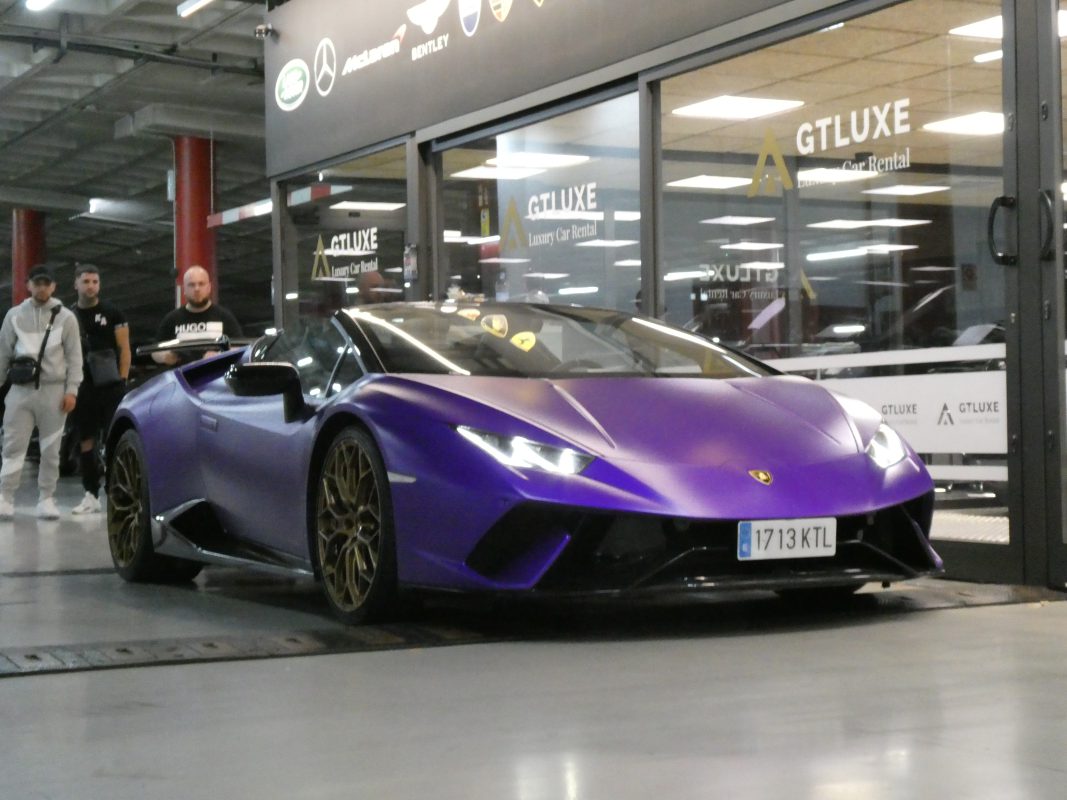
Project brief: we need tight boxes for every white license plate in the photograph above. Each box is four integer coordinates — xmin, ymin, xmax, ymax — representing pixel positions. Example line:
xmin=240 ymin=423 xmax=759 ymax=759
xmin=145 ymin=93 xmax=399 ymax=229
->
xmin=737 ymin=517 xmax=837 ymax=561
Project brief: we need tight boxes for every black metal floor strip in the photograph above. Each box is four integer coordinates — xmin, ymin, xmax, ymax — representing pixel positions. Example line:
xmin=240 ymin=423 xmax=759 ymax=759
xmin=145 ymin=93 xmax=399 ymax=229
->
xmin=0 ymin=624 xmax=499 ymax=678
xmin=2 ymin=568 xmax=114 ymax=579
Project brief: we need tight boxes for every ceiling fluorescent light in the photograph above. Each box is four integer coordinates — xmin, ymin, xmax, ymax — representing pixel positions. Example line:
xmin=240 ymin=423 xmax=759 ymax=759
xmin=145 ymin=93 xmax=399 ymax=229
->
xmin=177 ymin=0 xmax=216 ymax=17
xmin=950 ymin=12 xmax=1067 ymax=40
xmin=330 ymin=201 xmax=406 ymax=211
xmin=672 ymin=95 xmax=804 ymax=120
xmin=25 ymin=0 xmax=57 ymax=9
xmin=738 ymin=261 xmax=785 ymax=270
xmin=478 ymin=257 xmax=531 ymax=264
xmin=798 ymin=168 xmax=879 ymax=184
xmin=524 ymin=272 xmax=570 ymax=279
xmin=922 ymin=111 xmax=1004 ymax=135
xmin=720 ymin=242 xmax=782 ymax=251
xmin=487 ymin=153 xmax=589 ymax=169
xmin=614 ymin=259 xmax=642 ymax=267
xmin=808 ymin=218 xmax=930 ymax=229
xmin=862 ymin=184 xmax=949 ymax=196
xmin=664 ymin=270 xmax=708 ymax=282
xmin=558 ymin=286 xmax=599 ymax=296
xmin=575 ymin=239 xmax=639 ymax=248
xmin=701 ymin=216 xmax=775 ymax=226
xmin=974 ymin=50 xmax=1003 ymax=64
xmin=451 ymin=166 xmax=544 ymax=180
xmin=667 ymin=175 xmax=751 ymax=190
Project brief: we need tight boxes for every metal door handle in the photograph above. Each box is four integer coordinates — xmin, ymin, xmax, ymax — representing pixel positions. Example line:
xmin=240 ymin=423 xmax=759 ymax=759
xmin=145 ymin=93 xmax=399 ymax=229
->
xmin=987 ymin=195 xmax=1017 ymax=266
xmin=1039 ymin=189 xmax=1055 ymax=261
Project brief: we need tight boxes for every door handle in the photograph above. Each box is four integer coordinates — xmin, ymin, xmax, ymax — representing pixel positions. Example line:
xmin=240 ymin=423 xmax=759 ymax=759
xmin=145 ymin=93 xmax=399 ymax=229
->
xmin=987 ymin=195 xmax=1017 ymax=266
xmin=1039 ymin=189 xmax=1055 ymax=261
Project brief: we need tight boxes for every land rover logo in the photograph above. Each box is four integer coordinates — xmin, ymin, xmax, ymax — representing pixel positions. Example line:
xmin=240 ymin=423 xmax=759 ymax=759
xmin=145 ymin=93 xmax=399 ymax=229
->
xmin=748 ymin=469 xmax=773 ymax=486
xmin=275 ymin=58 xmax=310 ymax=111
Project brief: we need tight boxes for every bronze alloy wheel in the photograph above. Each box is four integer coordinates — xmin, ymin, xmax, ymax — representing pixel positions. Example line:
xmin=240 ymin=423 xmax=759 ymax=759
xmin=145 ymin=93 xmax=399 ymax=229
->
xmin=107 ymin=433 xmax=144 ymax=570
xmin=315 ymin=427 xmax=396 ymax=622
xmin=106 ymin=430 xmax=203 ymax=584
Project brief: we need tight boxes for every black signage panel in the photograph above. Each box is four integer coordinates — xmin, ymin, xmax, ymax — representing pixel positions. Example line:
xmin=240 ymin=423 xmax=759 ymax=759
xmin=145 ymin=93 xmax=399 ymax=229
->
xmin=265 ymin=0 xmax=789 ymax=176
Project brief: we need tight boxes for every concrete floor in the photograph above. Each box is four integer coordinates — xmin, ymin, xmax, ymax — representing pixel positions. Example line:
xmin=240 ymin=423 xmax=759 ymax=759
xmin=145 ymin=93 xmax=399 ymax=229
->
xmin=2 ymin=475 xmax=1066 ymax=799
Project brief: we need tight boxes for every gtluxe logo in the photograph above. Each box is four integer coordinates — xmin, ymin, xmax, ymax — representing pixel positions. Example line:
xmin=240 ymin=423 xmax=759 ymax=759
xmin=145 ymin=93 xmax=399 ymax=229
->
xmin=275 ymin=58 xmax=310 ymax=111
xmin=407 ymin=0 xmax=451 ymax=35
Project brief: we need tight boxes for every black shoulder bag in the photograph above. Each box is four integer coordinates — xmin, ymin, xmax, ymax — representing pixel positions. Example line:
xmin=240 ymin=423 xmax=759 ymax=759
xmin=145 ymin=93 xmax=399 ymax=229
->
xmin=7 ymin=306 xmax=61 ymax=389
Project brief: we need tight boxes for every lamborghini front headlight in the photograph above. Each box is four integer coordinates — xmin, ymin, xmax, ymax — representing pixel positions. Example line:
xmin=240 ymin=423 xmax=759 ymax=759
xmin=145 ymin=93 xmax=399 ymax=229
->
xmin=866 ymin=422 xmax=907 ymax=469
xmin=456 ymin=426 xmax=594 ymax=475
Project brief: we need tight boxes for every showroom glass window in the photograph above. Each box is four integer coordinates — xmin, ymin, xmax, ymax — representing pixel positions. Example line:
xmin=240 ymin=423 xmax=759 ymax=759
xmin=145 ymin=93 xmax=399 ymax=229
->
xmin=658 ymin=0 xmax=1007 ymax=543
xmin=439 ymin=93 xmax=640 ymax=310
xmin=280 ymin=144 xmax=408 ymax=325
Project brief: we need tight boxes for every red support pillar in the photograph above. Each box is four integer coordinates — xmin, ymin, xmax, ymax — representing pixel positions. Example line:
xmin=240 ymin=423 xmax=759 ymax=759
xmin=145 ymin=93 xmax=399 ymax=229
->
xmin=11 ymin=208 xmax=45 ymax=306
xmin=173 ymin=136 xmax=216 ymax=303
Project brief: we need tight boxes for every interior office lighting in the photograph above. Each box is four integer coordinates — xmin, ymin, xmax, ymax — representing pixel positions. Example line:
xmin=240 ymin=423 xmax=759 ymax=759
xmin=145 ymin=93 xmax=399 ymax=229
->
xmin=672 ymin=95 xmax=804 ymax=120
xmin=973 ymin=50 xmax=1003 ymax=63
xmin=614 ymin=259 xmax=642 ymax=267
xmin=575 ymin=239 xmax=639 ymax=248
xmin=330 ymin=201 xmax=406 ymax=211
xmin=284 ymin=292 xmax=299 ymax=300
xmin=526 ymin=210 xmax=641 ymax=222
xmin=806 ymin=247 xmax=871 ymax=262
xmin=177 ymin=0 xmax=216 ymax=17
xmin=468 ymin=235 xmax=500 ymax=245
xmin=737 ymin=261 xmax=785 ymax=270
xmin=345 ymin=286 xmax=359 ymax=294
xmin=667 ymin=175 xmax=751 ymax=190
xmin=832 ymin=324 xmax=867 ymax=335
xmin=720 ymin=242 xmax=782 ymax=251
xmin=524 ymin=272 xmax=569 ymax=279
xmin=451 ymin=166 xmax=544 ymax=180
xmin=664 ymin=270 xmax=709 ymax=282
xmin=701 ymin=216 xmax=775 ymax=226
xmin=487 ymin=153 xmax=590 ymax=169
xmin=808 ymin=218 xmax=930 ymax=229
xmin=558 ymin=286 xmax=599 ymax=296
xmin=911 ymin=265 xmax=957 ymax=272
xmin=950 ymin=12 xmax=1067 ymax=39
xmin=26 ymin=0 xmax=57 ymax=9
xmin=797 ymin=167 xmax=878 ymax=184
xmin=478 ymin=257 xmax=531 ymax=264
xmin=866 ymin=244 xmax=918 ymax=254
xmin=862 ymin=184 xmax=949 ymax=196
xmin=922 ymin=111 xmax=1003 ymax=135
xmin=819 ymin=22 xmax=844 ymax=32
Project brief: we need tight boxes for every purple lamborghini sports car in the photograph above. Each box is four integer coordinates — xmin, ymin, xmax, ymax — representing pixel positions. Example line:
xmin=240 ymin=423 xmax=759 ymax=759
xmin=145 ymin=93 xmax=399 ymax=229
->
xmin=106 ymin=302 xmax=942 ymax=623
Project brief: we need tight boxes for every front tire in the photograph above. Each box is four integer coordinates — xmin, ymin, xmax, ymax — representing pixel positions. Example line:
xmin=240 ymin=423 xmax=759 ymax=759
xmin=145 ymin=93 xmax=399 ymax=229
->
xmin=313 ymin=427 xmax=397 ymax=624
xmin=107 ymin=430 xmax=203 ymax=583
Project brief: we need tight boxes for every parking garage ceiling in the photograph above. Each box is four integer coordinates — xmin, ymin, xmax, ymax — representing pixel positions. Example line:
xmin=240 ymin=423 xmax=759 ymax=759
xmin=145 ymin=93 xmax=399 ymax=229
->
xmin=0 ymin=0 xmax=278 ymax=340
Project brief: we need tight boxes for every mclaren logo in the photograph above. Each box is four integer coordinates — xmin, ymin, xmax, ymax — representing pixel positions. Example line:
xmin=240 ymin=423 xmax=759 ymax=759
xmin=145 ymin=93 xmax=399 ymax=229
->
xmin=407 ymin=0 xmax=451 ymax=35
xmin=748 ymin=469 xmax=773 ymax=486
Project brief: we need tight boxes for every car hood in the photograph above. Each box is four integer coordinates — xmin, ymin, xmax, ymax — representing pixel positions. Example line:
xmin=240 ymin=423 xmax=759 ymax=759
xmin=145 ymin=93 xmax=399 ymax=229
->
xmin=391 ymin=373 xmax=869 ymax=466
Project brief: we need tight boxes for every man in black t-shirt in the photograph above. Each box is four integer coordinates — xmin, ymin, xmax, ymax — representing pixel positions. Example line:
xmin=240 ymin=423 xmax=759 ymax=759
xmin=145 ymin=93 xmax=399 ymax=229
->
xmin=153 ymin=265 xmax=243 ymax=366
xmin=71 ymin=264 xmax=131 ymax=515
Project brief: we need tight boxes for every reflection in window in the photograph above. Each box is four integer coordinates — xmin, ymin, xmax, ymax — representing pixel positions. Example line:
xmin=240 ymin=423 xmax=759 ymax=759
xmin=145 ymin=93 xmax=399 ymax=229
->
xmin=440 ymin=93 xmax=640 ymax=311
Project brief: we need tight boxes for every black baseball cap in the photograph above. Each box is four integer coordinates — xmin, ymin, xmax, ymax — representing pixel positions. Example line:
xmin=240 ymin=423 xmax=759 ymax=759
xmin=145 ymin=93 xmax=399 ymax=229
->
xmin=28 ymin=265 xmax=55 ymax=283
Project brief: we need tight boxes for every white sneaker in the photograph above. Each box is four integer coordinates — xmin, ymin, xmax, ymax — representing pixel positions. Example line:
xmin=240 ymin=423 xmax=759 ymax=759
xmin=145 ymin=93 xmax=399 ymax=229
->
xmin=36 ymin=497 xmax=61 ymax=520
xmin=0 ymin=498 xmax=13 ymax=521
xmin=72 ymin=492 xmax=102 ymax=515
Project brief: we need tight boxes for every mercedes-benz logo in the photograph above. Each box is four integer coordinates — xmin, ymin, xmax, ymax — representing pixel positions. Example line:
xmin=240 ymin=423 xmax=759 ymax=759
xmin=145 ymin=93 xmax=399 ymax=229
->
xmin=314 ymin=38 xmax=336 ymax=97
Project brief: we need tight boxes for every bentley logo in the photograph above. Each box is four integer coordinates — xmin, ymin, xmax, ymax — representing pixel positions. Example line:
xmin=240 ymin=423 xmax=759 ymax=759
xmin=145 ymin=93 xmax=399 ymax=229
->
xmin=314 ymin=38 xmax=337 ymax=97
xmin=748 ymin=469 xmax=773 ymax=485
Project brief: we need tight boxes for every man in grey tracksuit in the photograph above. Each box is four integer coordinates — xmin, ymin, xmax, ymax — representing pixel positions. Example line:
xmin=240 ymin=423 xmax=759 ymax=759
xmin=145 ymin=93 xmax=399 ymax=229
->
xmin=0 ymin=265 xmax=82 ymax=520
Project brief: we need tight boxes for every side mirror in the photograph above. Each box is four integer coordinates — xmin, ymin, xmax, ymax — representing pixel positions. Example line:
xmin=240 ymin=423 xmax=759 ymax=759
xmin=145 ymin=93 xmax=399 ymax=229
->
xmin=225 ymin=362 xmax=306 ymax=423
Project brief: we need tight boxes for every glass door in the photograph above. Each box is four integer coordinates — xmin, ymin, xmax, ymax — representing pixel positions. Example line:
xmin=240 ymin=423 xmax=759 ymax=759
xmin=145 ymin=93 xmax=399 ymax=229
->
xmin=656 ymin=0 xmax=1027 ymax=581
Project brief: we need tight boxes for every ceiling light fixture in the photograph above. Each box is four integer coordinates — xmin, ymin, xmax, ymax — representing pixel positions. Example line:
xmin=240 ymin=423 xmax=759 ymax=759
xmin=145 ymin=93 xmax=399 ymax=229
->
xmin=451 ymin=166 xmax=545 ymax=180
xmin=701 ymin=216 xmax=775 ymax=226
xmin=973 ymin=50 xmax=1003 ymax=63
xmin=177 ymin=0 xmax=216 ymax=18
xmin=487 ymin=153 xmax=590 ymax=169
xmin=672 ymin=95 xmax=804 ymax=120
xmin=808 ymin=218 xmax=930 ymax=229
xmin=329 ymin=201 xmax=407 ymax=211
xmin=25 ymin=0 xmax=57 ymax=10
xmin=950 ymin=12 xmax=1067 ymax=40
xmin=797 ymin=167 xmax=879 ymax=184
xmin=666 ymin=175 xmax=751 ymax=190
xmin=922 ymin=111 xmax=1004 ymax=135
xmin=720 ymin=242 xmax=782 ymax=251
xmin=862 ymin=184 xmax=949 ymax=196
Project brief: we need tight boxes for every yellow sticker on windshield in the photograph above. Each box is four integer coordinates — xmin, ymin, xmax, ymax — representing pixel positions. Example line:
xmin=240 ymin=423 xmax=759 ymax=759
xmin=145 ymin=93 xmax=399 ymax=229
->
xmin=481 ymin=314 xmax=509 ymax=338
xmin=457 ymin=308 xmax=481 ymax=321
xmin=511 ymin=331 xmax=537 ymax=352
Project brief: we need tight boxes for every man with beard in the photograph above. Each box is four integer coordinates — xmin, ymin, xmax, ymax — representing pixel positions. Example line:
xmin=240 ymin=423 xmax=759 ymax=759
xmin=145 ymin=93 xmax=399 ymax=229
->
xmin=152 ymin=265 xmax=243 ymax=366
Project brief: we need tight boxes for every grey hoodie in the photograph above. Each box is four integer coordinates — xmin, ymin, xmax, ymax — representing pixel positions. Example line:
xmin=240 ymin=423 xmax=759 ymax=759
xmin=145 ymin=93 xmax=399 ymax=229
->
xmin=0 ymin=296 xmax=82 ymax=395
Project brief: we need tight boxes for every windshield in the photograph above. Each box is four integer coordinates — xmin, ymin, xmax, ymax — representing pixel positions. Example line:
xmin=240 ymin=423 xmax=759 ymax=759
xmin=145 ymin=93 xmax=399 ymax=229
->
xmin=344 ymin=303 xmax=771 ymax=379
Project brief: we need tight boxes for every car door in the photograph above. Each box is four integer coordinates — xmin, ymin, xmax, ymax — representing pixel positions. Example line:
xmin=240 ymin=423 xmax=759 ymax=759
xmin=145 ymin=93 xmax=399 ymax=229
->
xmin=196 ymin=319 xmax=364 ymax=557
